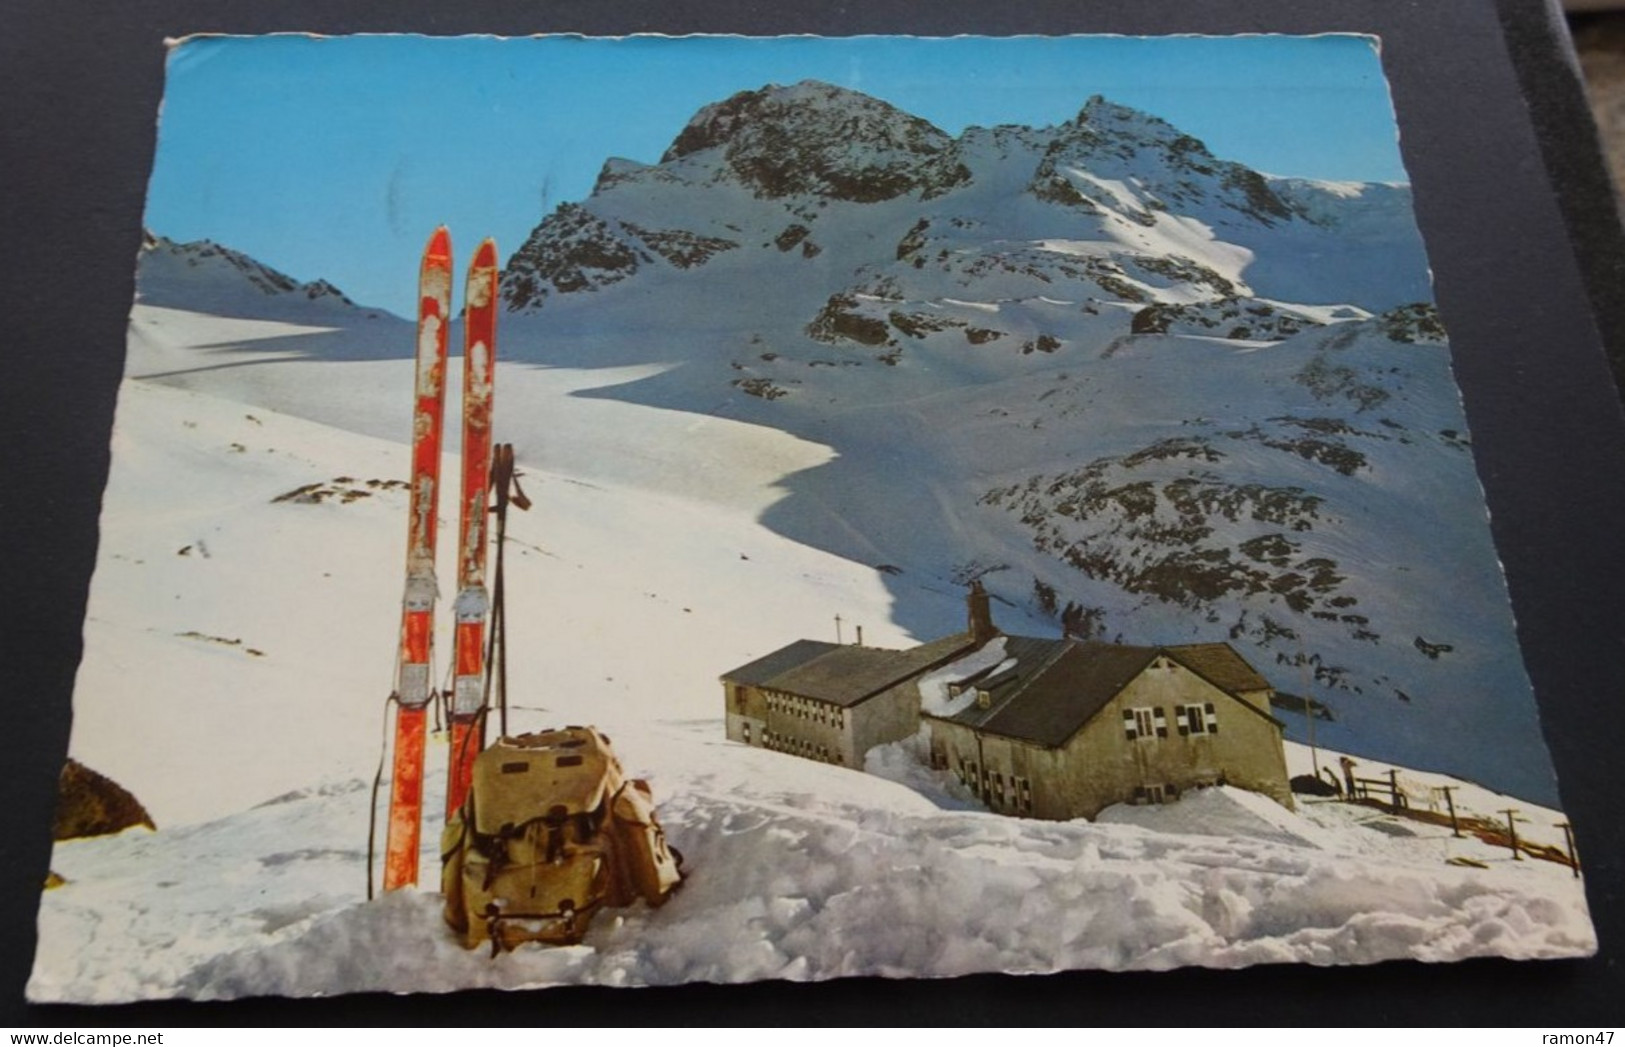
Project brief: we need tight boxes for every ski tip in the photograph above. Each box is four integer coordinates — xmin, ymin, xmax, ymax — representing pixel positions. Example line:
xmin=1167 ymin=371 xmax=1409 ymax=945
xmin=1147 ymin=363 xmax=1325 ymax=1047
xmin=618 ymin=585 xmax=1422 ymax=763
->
xmin=426 ymin=226 xmax=453 ymax=263
xmin=473 ymin=238 xmax=498 ymax=268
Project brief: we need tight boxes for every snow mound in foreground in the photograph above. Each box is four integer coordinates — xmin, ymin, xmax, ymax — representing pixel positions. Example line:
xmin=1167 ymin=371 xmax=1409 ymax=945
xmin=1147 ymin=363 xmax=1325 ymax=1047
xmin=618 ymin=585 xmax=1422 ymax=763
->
xmin=1098 ymin=784 xmax=1334 ymax=850
xmin=32 ymin=764 xmax=1595 ymax=1002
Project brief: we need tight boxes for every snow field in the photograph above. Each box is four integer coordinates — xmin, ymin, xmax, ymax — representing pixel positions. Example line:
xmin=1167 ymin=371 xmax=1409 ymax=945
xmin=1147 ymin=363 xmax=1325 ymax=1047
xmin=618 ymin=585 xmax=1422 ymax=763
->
xmin=33 ymin=320 xmax=1595 ymax=1001
xmin=69 ymin=371 xmax=901 ymax=828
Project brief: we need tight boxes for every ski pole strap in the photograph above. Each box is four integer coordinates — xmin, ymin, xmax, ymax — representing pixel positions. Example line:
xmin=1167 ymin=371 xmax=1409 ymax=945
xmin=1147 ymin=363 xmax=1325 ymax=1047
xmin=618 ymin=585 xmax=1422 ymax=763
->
xmin=490 ymin=444 xmax=531 ymax=513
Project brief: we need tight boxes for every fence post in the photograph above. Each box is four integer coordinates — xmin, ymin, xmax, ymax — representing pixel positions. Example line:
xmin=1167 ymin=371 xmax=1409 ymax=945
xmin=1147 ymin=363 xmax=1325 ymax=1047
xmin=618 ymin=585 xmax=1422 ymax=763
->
xmin=1439 ymin=785 xmax=1462 ymax=838
xmin=1558 ymin=821 xmax=1581 ymax=878
xmin=1499 ymin=808 xmax=1523 ymax=860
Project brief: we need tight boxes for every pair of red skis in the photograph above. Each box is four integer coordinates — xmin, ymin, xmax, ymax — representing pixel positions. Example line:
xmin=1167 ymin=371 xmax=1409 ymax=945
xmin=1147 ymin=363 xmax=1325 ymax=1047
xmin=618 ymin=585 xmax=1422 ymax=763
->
xmin=383 ymin=227 xmax=499 ymax=892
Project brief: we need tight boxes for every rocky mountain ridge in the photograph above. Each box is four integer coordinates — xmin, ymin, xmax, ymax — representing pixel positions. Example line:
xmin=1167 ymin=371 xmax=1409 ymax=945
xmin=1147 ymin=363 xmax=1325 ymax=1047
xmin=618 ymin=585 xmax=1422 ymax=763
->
xmin=137 ymin=231 xmax=385 ymax=321
xmin=500 ymin=81 xmax=1430 ymax=317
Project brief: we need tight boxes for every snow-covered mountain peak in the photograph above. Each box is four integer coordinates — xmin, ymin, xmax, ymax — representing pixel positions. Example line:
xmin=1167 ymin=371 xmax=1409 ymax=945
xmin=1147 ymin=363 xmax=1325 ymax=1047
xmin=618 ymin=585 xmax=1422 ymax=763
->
xmin=1026 ymin=100 xmax=1295 ymax=230
xmin=1071 ymin=94 xmax=1194 ymax=144
xmin=656 ymin=79 xmax=972 ymax=204
xmin=504 ymin=79 xmax=1435 ymax=321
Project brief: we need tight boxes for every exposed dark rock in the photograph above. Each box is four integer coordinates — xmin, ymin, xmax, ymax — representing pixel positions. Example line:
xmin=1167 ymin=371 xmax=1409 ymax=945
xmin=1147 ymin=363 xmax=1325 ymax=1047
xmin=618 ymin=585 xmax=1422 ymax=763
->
xmin=775 ymin=224 xmax=812 ymax=252
xmin=1414 ymin=636 xmax=1455 ymax=660
xmin=1131 ymin=306 xmax=1170 ymax=335
xmin=1221 ymin=166 xmax=1295 ymax=224
xmin=888 ymin=310 xmax=964 ymax=339
xmin=1379 ymin=302 xmax=1447 ymax=344
xmin=980 ymin=437 xmax=1366 ymax=623
xmin=501 ymin=203 xmax=649 ymax=311
xmin=54 ymin=759 xmax=155 ymax=841
xmin=806 ymin=293 xmax=893 ymax=346
xmin=732 ymin=376 xmax=790 ymax=400
xmin=895 ymin=218 xmax=932 ymax=261
xmin=623 ymin=223 xmax=739 ymax=269
xmin=661 ymin=81 xmax=972 ymax=203
xmin=1131 ymin=297 xmax=1320 ymax=341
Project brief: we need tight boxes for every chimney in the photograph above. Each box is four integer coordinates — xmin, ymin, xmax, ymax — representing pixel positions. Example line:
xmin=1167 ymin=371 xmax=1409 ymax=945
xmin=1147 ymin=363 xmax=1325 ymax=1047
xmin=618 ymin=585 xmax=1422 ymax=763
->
xmin=967 ymin=580 xmax=998 ymax=644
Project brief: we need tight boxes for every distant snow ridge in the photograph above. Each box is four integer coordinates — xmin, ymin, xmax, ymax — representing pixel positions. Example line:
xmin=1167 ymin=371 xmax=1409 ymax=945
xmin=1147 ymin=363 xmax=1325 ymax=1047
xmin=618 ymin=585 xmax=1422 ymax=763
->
xmin=137 ymin=231 xmax=384 ymax=321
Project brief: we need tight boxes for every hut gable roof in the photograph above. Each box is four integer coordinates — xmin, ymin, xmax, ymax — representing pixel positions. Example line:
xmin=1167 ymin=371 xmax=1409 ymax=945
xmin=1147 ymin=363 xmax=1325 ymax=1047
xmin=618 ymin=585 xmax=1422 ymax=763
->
xmin=722 ymin=632 xmax=974 ymax=708
xmin=926 ymin=637 xmax=1280 ymax=746
xmin=1167 ymin=642 xmax=1273 ymax=694
xmin=722 ymin=639 xmax=843 ymax=688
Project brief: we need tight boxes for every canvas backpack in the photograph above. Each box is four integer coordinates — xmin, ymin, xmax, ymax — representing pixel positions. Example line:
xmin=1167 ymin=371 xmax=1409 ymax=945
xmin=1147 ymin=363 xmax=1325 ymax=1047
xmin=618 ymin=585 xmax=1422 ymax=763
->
xmin=441 ymin=726 xmax=683 ymax=952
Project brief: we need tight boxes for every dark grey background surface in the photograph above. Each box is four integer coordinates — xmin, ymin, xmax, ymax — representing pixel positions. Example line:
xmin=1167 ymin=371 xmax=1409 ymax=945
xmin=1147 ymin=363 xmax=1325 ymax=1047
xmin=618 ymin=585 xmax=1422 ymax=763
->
xmin=2 ymin=0 xmax=1621 ymax=1026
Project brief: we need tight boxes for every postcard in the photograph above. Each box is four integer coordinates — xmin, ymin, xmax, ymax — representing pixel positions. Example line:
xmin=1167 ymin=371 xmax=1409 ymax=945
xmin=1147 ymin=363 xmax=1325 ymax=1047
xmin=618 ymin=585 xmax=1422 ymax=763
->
xmin=27 ymin=33 xmax=1597 ymax=1002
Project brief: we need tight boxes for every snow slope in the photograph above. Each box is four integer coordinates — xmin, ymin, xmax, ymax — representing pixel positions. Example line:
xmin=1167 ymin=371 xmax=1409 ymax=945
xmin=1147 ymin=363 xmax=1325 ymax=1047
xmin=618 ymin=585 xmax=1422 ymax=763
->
xmin=66 ymin=364 xmax=891 ymax=828
xmin=30 ymin=305 xmax=1594 ymax=1002
xmin=467 ymin=82 xmax=1554 ymax=803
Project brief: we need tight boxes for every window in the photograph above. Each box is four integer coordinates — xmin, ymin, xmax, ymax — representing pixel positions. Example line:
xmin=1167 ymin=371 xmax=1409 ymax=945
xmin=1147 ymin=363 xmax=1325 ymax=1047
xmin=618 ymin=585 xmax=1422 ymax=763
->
xmin=1124 ymin=707 xmax=1167 ymax=740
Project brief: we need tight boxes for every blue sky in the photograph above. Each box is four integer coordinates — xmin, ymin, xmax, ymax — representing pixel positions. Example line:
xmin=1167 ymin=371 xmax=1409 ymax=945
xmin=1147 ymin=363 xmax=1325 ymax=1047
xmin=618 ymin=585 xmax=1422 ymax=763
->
xmin=146 ymin=34 xmax=1408 ymax=316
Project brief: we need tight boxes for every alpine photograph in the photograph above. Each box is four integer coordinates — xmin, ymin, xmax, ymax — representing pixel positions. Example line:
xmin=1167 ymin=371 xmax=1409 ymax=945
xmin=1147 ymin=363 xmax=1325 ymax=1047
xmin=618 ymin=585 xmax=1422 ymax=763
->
xmin=26 ymin=32 xmax=1599 ymax=1002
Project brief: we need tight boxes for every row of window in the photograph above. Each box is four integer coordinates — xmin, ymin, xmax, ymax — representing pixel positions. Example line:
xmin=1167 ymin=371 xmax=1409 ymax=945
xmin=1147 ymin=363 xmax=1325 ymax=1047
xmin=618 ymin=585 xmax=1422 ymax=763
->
xmin=954 ymin=758 xmax=1035 ymax=816
xmin=761 ymin=730 xmax=844 ymax=765
xmin=1123 ymin=703 xmax=1218 ymax=741
xmin=765 ymin=691 xmax=847 ymax=729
